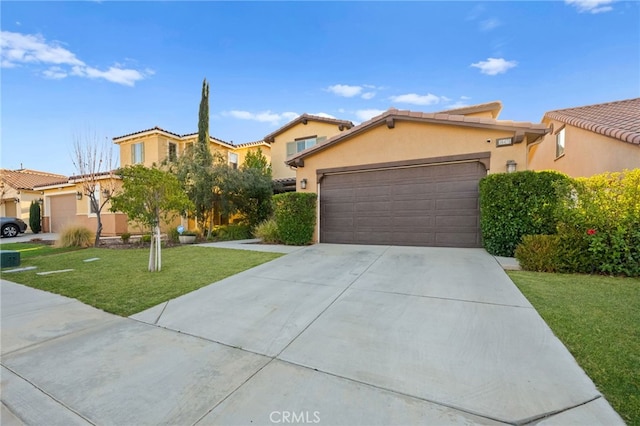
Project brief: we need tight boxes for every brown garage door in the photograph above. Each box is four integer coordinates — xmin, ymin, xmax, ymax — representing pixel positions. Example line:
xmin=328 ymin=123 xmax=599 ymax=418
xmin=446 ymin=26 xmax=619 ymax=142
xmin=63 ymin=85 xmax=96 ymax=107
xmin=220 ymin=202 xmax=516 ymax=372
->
xmin=50 ymin=194 xmax=77 ymax=232
xmin=320 ymin=161 xmax=486 ymax=247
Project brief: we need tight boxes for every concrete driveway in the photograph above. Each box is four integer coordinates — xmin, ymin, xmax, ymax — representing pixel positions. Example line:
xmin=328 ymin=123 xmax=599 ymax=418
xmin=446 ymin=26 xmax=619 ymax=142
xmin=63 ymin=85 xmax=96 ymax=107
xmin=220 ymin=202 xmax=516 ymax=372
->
xmin=1 ymin=244 xmax=623 ymax=425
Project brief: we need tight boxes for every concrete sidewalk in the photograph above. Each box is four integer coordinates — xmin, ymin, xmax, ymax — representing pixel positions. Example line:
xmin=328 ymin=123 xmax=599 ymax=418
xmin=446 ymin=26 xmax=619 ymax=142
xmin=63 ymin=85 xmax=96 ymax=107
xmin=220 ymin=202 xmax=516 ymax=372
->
xmin=1 ymin=245 xmax=623 ymax=425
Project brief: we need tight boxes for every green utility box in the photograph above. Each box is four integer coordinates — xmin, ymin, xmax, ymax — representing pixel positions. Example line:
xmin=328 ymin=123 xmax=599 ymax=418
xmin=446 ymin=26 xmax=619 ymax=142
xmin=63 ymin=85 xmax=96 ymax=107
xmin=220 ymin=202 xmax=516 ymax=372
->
xmin=0 ymin=250 xmax=21 ymax=268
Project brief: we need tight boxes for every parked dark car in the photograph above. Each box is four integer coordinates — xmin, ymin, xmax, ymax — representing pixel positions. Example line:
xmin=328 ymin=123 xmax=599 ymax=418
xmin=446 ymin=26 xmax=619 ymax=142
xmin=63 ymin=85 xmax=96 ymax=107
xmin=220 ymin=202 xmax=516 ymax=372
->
xmin=1 ymin=217 xmax=28 ymax=238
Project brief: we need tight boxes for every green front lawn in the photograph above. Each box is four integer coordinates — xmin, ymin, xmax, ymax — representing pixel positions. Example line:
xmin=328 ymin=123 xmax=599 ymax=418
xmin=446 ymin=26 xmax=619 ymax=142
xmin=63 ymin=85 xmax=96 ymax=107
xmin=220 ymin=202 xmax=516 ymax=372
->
xmin=508 ymin=271 xmax=640 ymax=425
xmin=0 ymin=242 xmax=80 ymax=259
xmin=1 ymin=245 xmax=282 ymax=317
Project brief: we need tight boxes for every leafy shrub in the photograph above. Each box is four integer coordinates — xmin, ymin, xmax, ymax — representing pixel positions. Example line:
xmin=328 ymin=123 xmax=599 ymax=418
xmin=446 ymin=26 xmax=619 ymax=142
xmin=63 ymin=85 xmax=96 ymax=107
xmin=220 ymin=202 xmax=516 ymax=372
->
xmin=515 ymin=235 xmax=561 ymax=272
xmin=121 ymin=232 xmax=131 ymax=243
xmin=554 ymin=170 xmax=640 ymax=276
xmin=273 ymin=192 xmax=316 ymax=245
xmin=479 ymin=170 xmax=571 ymax=256
xmin=167 ymin=227 xmax=180 ymax=243
xmin=254 ymin=218 xmax=280 ymax=243
xmin=56 ymin=225 xmax=94 ymax=248
xmin=216 ymin=224 xmax=252 ymax=241
xmin=140 ymin=234 xmax=152 ymax=244
xmin=29 ymin=201 xmax=41 ymax=234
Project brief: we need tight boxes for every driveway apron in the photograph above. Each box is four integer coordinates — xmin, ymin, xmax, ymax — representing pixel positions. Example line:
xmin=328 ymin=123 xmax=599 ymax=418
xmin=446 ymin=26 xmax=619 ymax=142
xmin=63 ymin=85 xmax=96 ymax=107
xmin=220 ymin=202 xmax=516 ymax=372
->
xmin=1 ymin=245 xmax=624 ymax=425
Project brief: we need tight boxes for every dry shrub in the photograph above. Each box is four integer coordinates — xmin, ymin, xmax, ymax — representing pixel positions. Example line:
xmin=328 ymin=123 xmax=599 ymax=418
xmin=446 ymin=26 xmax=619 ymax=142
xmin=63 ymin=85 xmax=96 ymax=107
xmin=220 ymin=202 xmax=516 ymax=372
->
xmin=56 ymin=224 xmax=94 ymax=248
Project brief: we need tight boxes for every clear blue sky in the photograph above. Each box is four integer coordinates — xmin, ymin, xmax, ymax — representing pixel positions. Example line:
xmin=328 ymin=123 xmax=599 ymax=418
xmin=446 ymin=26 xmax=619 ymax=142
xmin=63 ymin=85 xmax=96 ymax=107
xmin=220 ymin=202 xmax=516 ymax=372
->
xmin=2 ymin=1 xmax=639 ymax=176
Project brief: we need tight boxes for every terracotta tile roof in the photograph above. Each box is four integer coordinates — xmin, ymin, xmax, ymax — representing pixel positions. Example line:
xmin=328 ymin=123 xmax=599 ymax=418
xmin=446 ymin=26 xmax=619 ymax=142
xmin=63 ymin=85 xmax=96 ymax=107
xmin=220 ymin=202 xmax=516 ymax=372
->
xmin=263 ymin=114 xmax=354 ymax=143
xmin=436 ymin=101 xmax=503 ymax=118
xmin=1 ymin=169 xmax=69 ymax=190
xmin=112 ymin=126 xmax=182 ymax=141
xmin=544 ymin=98 xmax=640 ymax=145
xmin=285 ymin=106 xmax=549 ymax=166
xmin=234 ymin=140 xmax=270 ymax=148
xmin=113 ymin=126 xmax=256 ymax=149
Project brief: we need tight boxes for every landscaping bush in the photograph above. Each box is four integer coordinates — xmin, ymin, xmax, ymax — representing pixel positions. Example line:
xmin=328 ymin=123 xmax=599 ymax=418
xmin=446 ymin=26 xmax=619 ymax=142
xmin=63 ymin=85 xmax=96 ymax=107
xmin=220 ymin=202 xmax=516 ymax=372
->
xmin=514 ymin=235 xmax=561 ymax=273
xmin=479 ymin=170 xmax=571 ymax=256
xmin=554 ymin=170 xmax=640 ymax=276
xmin=56 ymin=225 xmax=94 ymax=248
xmin=167 ymin=227 xmax=180 ymax=243
xmin=254 ymin=218 xmax=280 ymax=243
xmin=29 ymin=200 xmax=41 ymax=234
xmin=120 ymin=232 xmax=131 ymax=243
xmin=140 ymin=234 xmax=152 ymax=244
xmin=215 ymin=224 xmax=252 ymax=241
xmin=273 ymin=192 xmax=316 ymax=245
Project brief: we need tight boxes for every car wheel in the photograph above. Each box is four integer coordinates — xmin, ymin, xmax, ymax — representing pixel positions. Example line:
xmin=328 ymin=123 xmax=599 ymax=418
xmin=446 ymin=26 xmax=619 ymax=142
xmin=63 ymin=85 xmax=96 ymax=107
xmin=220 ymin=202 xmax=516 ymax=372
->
xmin=2 ymin=224 xmax=19 ymax=238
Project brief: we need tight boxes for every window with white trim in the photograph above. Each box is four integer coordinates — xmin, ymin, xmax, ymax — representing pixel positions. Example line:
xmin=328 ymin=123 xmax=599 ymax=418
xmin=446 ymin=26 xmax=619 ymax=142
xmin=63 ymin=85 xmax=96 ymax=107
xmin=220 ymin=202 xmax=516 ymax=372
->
xmin=131 ymin=142 xmax=145 ymax=164
xmin=229 ymin=152 xmax=238 ymax=169
xmin=168 ymin=142 xmax=177 ymax=162
xmin=89 ymin=185 xmax=100 ymax=215
xmin=286 ymin=136 xmax=327 ymax=157
xmin=555 ymin=128 xmax=565 ymax=158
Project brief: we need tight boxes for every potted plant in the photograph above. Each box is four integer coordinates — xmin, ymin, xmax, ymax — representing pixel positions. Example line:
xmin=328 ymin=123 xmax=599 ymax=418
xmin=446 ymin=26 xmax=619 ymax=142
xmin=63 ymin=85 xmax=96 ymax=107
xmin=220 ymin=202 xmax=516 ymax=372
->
xmin=178 ymin=231 xmax=197 ymax=244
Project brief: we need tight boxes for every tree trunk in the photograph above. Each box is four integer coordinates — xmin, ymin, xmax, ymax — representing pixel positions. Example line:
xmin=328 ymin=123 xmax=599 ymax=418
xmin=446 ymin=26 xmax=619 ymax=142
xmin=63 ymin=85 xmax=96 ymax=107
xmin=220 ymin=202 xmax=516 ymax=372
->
xmin=94 ymin=212 xmax=103 ymax=247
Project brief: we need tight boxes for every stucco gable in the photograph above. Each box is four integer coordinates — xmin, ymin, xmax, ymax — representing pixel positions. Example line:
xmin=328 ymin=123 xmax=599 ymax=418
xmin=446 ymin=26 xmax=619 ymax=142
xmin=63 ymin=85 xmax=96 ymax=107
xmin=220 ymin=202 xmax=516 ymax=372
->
xmin=263 ymin=114 xmax=354 ymax=143
xmin=285 ymin=107 xmax=549 ymax=166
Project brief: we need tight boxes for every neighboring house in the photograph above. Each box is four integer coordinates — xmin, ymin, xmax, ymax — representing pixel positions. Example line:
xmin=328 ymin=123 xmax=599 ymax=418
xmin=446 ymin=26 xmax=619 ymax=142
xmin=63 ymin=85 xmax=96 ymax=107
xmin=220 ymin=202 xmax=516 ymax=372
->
xmin=285 ymin=102 xmax=549 ymax=247
xmin=264 ymin=114 xmax=354 ymax=190
xmin=0 ymin=169 xmax=68 ymax=226
xmin=34 ymin=172 xmax=127 ymax=235
xmin=528 ymin=98 xmax=640 ymax=177
xmin=112 ymin=126 xmax=271 ymax=170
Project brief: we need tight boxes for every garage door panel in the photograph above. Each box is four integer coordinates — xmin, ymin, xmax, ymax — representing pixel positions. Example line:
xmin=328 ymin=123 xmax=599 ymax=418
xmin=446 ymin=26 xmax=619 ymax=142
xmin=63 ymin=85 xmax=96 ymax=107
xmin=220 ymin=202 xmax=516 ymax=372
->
xmin=49 ymin=194 xmax=77 ymax=233
xmin=320 ymin=161 xmax=486 ymax=247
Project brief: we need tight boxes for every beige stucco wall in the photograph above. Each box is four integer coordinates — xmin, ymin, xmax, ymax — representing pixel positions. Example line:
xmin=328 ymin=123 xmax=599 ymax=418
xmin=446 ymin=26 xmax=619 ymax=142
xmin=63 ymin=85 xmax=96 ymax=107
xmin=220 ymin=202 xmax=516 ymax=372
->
xmin=0 ymin=188 xmax=43 ymax=224
xmin=270 ymin=121 xmax=351 ymax=180
xmin=40 ymin=179 xmax=128 ymax=236
xmin=235 ymin=145 xmax=271 ymax=168
xmin=527 ymin=120 xmax=640 ymax=177
xmin=294 ymin=120 xmax=529 ymax=193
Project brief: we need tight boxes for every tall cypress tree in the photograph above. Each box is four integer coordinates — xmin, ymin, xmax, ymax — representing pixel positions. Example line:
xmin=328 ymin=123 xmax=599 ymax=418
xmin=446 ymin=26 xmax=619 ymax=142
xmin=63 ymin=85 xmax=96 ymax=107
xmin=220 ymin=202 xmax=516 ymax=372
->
xmin=196 ymin=79 xmax=214 ymax=167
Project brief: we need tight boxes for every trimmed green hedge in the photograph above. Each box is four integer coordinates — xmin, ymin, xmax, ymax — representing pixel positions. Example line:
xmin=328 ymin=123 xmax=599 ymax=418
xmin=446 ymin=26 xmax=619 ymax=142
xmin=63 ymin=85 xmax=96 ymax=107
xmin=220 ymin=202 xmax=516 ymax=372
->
xmin=29 ymin=200 xmax=41 ymax=234
xmin=479 ymin=171 xmax=571 ymax=256
xmin=273 ymin=192 xmax=316 ymax=245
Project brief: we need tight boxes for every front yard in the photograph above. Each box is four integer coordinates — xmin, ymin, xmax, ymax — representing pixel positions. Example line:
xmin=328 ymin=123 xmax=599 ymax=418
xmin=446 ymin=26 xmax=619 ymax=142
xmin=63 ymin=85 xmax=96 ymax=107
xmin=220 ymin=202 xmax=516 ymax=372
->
xmin=508 ymin=271 xmax=639 ymax=425
xmin=1 ymin=243 xmax=282 ymax=316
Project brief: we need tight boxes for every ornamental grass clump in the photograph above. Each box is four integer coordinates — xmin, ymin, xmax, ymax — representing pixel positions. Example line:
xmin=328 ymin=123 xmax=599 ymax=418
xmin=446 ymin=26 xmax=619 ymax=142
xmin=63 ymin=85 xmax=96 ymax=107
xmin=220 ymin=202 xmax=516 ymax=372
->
xmin=56 ymin=225 xmax=94 ymax=248
xmin=254 ymin=218 xmax=280 ymax=244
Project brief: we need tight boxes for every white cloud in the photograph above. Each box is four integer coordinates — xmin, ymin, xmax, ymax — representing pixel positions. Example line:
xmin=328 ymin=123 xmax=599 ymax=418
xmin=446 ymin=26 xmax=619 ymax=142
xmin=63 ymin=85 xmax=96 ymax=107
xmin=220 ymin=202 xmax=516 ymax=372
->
xmin=460 ymin=96 xmax=471 ymax=100
xmin=224 ymin=110 xmax=299 ymax=126
xmin=327 ymin=84 xmax=363 ymax=97
xmin=389 ymin=93 xmax=443 ymax=106
xmin=480 ymin=18 xmax=501 ymax=31
xmin=313 ymin=112 xmax=337 ymax=119
xmin=444 ymin=101 xmax=470 ymax=110
xmin=327 ymin=83 xmax=381 ymax=100
xmin=0 ymin=30 xmax=152 ymax=86
xmin=42 ymin=66 xmax=67 ymax=80
xmin=71 ymin=65 xmax=147 ymax=87
xmin=355 ymin=109 xmax=386 ymax=122
xmin=565 ymin=0 xmax=614 ymax=13
xmin=471 ymin=57 xmax=517 ymax=75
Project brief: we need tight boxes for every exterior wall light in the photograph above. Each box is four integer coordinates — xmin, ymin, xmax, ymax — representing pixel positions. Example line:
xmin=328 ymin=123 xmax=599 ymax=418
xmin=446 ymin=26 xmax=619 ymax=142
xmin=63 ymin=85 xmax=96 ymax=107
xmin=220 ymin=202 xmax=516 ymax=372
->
xmin=300 ymin=178 xmax=308 ymax=190
xmin=76 ymin=191 xmax=83 ymax=200
xmin=506 ymin=160 xmax=518 ymax=173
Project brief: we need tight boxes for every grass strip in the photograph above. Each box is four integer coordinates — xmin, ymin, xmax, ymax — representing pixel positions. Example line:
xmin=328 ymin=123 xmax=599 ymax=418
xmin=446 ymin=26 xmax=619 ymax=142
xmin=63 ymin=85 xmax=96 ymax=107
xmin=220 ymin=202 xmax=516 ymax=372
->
xmin=508 ymin=271 xmax=640 ymax=425
xmin=2 ymin=246 xmax=282 ymax=317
